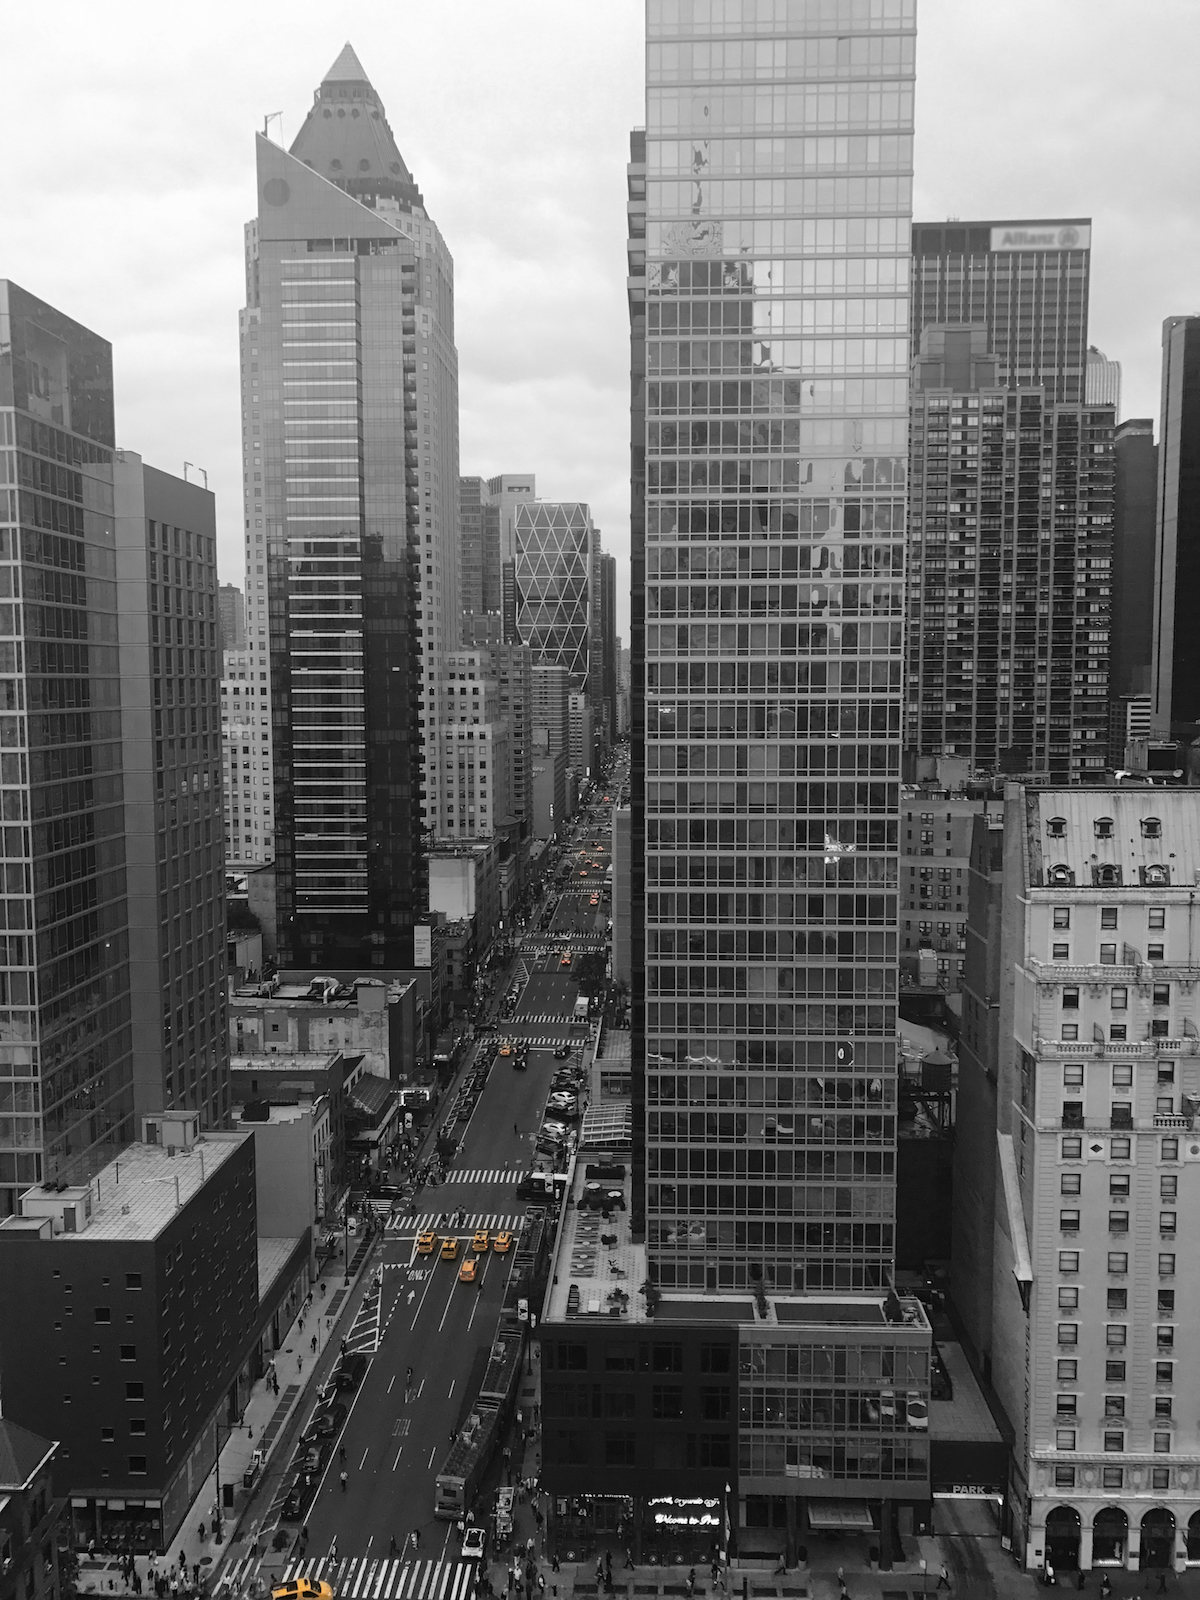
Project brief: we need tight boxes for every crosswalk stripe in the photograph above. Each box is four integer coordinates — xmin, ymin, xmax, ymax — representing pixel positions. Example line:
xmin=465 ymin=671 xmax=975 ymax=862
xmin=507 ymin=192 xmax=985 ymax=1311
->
xmin=387 ymin=1212 xmax=525 ymax=1232
xmin=265 ymin=1559 xmax=473 ymax=1600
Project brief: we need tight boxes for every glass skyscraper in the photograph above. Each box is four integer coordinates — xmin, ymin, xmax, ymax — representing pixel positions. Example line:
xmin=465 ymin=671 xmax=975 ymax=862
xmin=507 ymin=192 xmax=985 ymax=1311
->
xmin=244 ymin=46 xmax=457 ymax=967
xmin=632 ymin=0 xmax=916 ymax=1296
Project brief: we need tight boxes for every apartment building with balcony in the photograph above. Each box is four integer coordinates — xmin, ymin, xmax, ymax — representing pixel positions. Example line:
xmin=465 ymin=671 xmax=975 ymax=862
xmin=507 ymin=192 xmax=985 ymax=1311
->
xmin=952 ymin=785 xmax=1200 ymax=1574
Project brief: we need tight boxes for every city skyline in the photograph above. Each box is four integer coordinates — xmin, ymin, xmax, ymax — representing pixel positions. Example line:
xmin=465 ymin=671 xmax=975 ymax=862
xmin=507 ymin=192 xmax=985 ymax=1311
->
xmin=3 ymin=1 xmax=1200 ymax=640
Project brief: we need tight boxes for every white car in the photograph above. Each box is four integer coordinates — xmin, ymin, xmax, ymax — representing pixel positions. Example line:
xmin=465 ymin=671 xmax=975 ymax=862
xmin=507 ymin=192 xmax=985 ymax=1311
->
xmin=462 ymin=1526 xmax=486 ymax=1562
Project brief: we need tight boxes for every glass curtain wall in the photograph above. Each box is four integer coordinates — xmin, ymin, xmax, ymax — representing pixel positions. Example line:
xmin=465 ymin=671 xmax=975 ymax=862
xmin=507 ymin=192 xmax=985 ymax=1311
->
xmin=636 ymin=0 xmax=916 ymax=1294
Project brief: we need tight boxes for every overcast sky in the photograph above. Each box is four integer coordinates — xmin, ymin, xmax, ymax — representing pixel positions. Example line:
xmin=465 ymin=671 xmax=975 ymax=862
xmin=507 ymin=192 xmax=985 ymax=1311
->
xmin=3 ymin=0 xmax=1198 ymax=641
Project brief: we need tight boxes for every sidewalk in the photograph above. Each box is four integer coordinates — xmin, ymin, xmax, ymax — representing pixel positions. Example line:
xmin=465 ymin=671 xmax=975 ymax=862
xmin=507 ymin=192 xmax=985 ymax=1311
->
xmin=77 ymin=1230 xmax=380 ymax=1597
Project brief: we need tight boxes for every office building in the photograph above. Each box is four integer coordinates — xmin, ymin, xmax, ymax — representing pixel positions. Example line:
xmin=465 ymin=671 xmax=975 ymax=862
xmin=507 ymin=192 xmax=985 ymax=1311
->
xmin=911 ymin=218 xmax=1092 ymax=403
xmin=593 ymin=548 xmax=619 ymax=750
xmin=952 ymin=785 xmax=1200 ymax=1573
xmin=0 ymin=284 xmax=230 ymax=1216
xmin=556 ymin=0 xmax=931 ymax=1560
xmin=221 ymin=643 xmax=275 ymax=866
xmin=218 ymin=582 xmax=246 ymax=652
xmin=459 ymin=475 xmax=502 ymax=620
xmin=899 ymin=788 xmax=984 ymax=996
xmin=531 ymin=662 xmax=571 ymax=765
xmin=113 ymin=455 xmax=230 ymax=1129
xmin=905 ymin=326 xmax=1115 ymax=782
xmin=1108 ymin=418 xmax=1157 ymax=766
xmin=434 ymin=650 xmax=510 ymax=841
xmin=1086 ymin=346 xmax=1122 ymax=413
xmin=1150 ymin=317 xmax=1200 ymax=741
xmin=568 ymin=688 xmax=592 ymax=774
xmin=0 ymin=1120 xmax=297 ymax=1551
xmin=513 ymin=500 xmax=598 ymax=687
xmin=244 ymin=45 xmax=449 ymax=967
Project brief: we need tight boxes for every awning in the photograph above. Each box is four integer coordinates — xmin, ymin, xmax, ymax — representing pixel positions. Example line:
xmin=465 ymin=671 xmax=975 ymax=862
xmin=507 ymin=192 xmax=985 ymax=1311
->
xmin=805 ymin=1500 xmax=875 ymax=1532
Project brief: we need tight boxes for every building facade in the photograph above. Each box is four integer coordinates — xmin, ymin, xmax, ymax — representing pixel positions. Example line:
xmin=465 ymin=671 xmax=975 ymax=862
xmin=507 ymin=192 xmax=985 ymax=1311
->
xmin=459 ymin=475 xmax=502 ymax=621
xmin=898 ymin=790 xmax=984 ymax=995
xmin=905 ymin=338 xmax=1115 ymax=782
xmin=113 ymin=456 xmax=230 ymax=1129
xmin=244 ymin=45 xmax=449 ymax=969
xmin=514 ymin=502 xmax=597 ymax=682
xmin=910 ymin=219 xmax=1092 ymax=405
xmin=221 ymin=643 xmax=275 ymax=866
xmin=1108 ymin=417 xmax=1157 ymax=767
xmin=218 ymin=583 xmax=246 ymax=653
xmin=959 ymin=786 xmax=1200 ymax=1573
xmin=1086 ymin=347 xmax=1122 ymax=413
xmin=1150 ymin=317 xmax=1200 ymax=742
xmin=0 ymin=1421 xmax=63 ymax=1600
xmin=623 ymin=0 xmax=927 ymax=1549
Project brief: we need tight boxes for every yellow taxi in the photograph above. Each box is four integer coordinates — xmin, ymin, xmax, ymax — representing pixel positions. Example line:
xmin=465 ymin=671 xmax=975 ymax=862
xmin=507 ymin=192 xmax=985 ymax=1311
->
xmin=498 ymin=1039 xmax=513 ymax=1057
xmin=493 ymin=1230 xmax=513 ymax=1254
xmin=273 ymin=1582 xmax=335 ymax=1600
xmin=472 ymin=1229 xmax=490 ymax=1254
xmin=458 ymin=1255 xmax=478 ymax=1284
xmin=590 ymin=894 xmax=600 ymax=906
xmin=441 ymin=1236 xmax=459 ymax=1260
xmin=578 ymin=869 xmax=589 ymax=877
xmin=416 ymin=1230 xmax=437 ymax=1255
xmin=560 ymin=952 xmax=572 ymax=967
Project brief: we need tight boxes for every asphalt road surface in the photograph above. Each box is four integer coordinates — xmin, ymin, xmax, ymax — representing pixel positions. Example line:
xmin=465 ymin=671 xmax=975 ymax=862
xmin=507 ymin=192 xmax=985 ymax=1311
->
xmin=295 ymin=981 xmax=577 ymax=1557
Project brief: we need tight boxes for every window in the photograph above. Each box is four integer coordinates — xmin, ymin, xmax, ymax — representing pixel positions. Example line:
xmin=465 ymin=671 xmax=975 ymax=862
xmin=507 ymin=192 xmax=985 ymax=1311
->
xmin=558 ymin=1344 xmax=587 ymax=1371
xmin=129 ymin=1419 xmax=146 ymax=1436
xmin=1154 ymin=1434 xmax=1172 ymax=1454
xmin=119 ymin=1345 xmax=136 ymax=1362
xmin=1156 ymin=1362 xmax=1173 ymax=1384
xmin=1155 ymin=1396 xmax=1173 ymax=1420
xmin=1101 ymin=907 xmax=1118 ymax=930
xmin=1095 ymin=864 xmax=1122 ymax=887
xmin=605 ymin=1432 xmax=635 ymax=1466
xmin=128 ymin=1456 xmax=147 ymax=1475
xmin=652 ymin=1385 xmax=684 ymax=1419
xmin=1106 ymin=1288 xmax=1127 ymax=1312
xmin=1057 ymin=1360 xmax=1078 ymax=1381
xmin=1149 ymin=943 xmax=1165 ymax=962
xmin=1100 ymin=944 xmax=1117 ymax=965
xmin=1053 ymin=907 xmax=1071 ymax=929
xmin=1055 ymin=1430 xmax=1077 ymax=1450
xmin=1110 ymin=1137 xmax=1131 ymax=1160
xmin=1102 ymin=1467 xmax=1123 ymax=1490
xmin=1162 ymin=1137 xmax=1179 ymax=1161
xmin=700 ymin=1345 xmax=731 ymax=1373
xmin=1056 ymin=1395 xmax=1078 ymax=1417
xmin=700 ymin=1387 xmax=731 ymax=1420
xmin=1062 ymin=1025 xmax=1078 ymax=1041
xmin=1061 ymin=1173 xmax=1081 ymax=1195
xmin=1048 ymin=816 xmax=1067 ymax=838
xmin=1158 ymin=1325 xmax=1175 ymax=1349
xmin=1112 ymin=1064 xmax=1133 ymax=1089
xmin=1153 ymin=983 xmax=1170 ymax=1006
xmin=1111 ymin=987 xmax=1127 ymax=1010
xmin=1109 ymin=1211 xmax=1129 ymax=1233
xmin=604 ymin=1344 xmax=635 ymax=1372
xmin=1159 ymin=1255 xmax=1176 ymax=1276
xmin=1142 ymin=817 xmax=1162 ymax=838
xmin=1110 ymin=1025 xmax=1127 ymax=1041
xmin=1061 ymin=1136 xmax=1082 ymax=1159
xmin=603 ymin=1391 xmax=635 ymax=1419
xmin=1058 ymin=1287 xmax=1079 ymax=1309
xmin=1103 ymin=1432 xmax=1125 ymax=1453
xmin=94 ymin=1308 xmax=111 ymax=1324
xmin=1144 ymin=866 xmax=1170 ymax=887
xmin=652 ymin=1343 xmax=684 ymax=1373
xmin=1055 ymin=1466 xmax=1076 ymax=1488
xmin=1105 ymin=1360 xmax=1126 ymax=1383
xmin=1057 ymin=1323 xmax=1078 ymax=1345
xmin=1095 ymin=817 xmax=1115 ymax=838
xmin=1064 ymin=1064 xmax=1084 ymax=1087
xmin=1160 ymin=1212 xmax=1177 ymax=1234
xmin=1107 ymin=1253 xmax=1128 ymax=1274
xmin=1052 ymin=943 xmax=1070 ymax=961
xmin=1152 ymin=1468 xmax=1171 ymax=1491
xmin=1060 ymin=1210 xmax=1080 ymax=1233
xmin=1058 ymin=1251 xmax=1080 ymax=1273
xmin=124 ymin=1383 xmax=144 ymax=1401
xmin=1049 ymin=865 xmax=1074 ymax=886
xmin=1149 ymin=907 xmax=1166 ymax=930
xmin=1109 ymin=1173 xmax=1130 ymax=1196
xmin=1161 ymin=1175 xmax=1178 ymax=1199
xmin=1062 ymin=987 xmax=1079 ymax=1009
xmin=1158 ymin=1061 xmax=1176 ymax=1083
xmin=1106 ymin=1325 xmax=1127 ymax=1346
xmin=125 ymin=1274 xmax=142 ymax=1291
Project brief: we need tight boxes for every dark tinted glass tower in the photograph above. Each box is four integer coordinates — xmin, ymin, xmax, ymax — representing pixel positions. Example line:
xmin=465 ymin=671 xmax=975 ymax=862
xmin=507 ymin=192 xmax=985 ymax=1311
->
xmin=1151 ymin=316 xmax=1200 ymax=739
xmin=245 ymin=46 xmax=446 ymax=967
xmin=910 ymin=219 xmax=1092 ymax=403
xmin=634 ymin=0 xmax=914 ymax=1296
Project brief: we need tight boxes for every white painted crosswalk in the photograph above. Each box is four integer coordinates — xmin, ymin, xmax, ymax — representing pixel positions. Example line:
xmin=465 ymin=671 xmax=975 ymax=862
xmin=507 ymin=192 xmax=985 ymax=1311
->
xmin=387 ymin=1211 xmax=526 ymax=1233
xmin=440 ymin=1168 xmax=524 ymax=1184
xmin=279 ymin=1556 xmax=477 ymax=1600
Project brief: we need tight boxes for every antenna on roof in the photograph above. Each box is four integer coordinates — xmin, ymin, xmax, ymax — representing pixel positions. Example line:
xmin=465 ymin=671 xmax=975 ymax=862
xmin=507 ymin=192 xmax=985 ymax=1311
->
xmin=263 ymin=111 xmax=283 ymax=144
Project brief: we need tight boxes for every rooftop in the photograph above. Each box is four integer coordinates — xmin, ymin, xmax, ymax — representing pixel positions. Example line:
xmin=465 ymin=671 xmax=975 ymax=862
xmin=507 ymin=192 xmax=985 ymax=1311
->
xmin=0 ymin=1419 xmax=56 ymax=1491
xmin=5 ymin=1136 xmax=248 ymax=1243
xmin=1024 ymin=786 xmax=1200 ymax=889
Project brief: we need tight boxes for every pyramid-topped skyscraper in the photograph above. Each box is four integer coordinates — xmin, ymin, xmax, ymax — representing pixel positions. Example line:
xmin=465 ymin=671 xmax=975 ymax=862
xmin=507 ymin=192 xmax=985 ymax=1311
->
xmin=240 ymin=45 xmax=460 ymax=968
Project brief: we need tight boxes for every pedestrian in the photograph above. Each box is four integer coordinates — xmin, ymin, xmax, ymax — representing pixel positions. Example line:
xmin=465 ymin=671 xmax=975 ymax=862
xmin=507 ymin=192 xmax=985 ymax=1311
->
xmin=551 ymin=1556 xmax=560 ymax=1575
xmin=686 ymin=1569 xmax=696 ymax=1598
xmin=937 ymin=1566 xmax=951 ymax=1591
xmin=1156 ymin=1576 xmax=1169 ymax=1596
xmin=339 ymin=1442 xmax=347 ymax=1463
xmin=311 ymin=1335 xmax=317 ymax=1354
xmin=389 ymin=1536 xmax=398 ymax=1557
xmin=329 ymin=1538 xmax=338 ymax=1565
xmin=192 ymin=1566 xmax=200 ymax=1588
xmin=514 ymin=1123 xmax=519 ymax=1135
xmin=197 ymin=1525 xmax=205 ymax=1545
xmin=340 ymin=1470 xmax=348 ymax=1493
xmin=297 ymin=1354 xmax=303 ymax=1373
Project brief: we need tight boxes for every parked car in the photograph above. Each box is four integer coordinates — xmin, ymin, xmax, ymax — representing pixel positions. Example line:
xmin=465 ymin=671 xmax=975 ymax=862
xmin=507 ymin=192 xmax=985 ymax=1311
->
xmin=539 ymin=1120 xmax=570 ymax=1142
xmin=462 ymin=1527 xmax=487 ymax=1562
xmin=301 ymin=1402 xmax=346 ymax=1444
xmin=553 ymin=1044 xmax=571 ymax=1060
xmin=281 ymin=1470 xmax=318 ymax=1519
xmin=546 ymin=1094 xmax=580 ymax=1119
xmin=334 ymin=1352 xmax=367 ymax=1391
